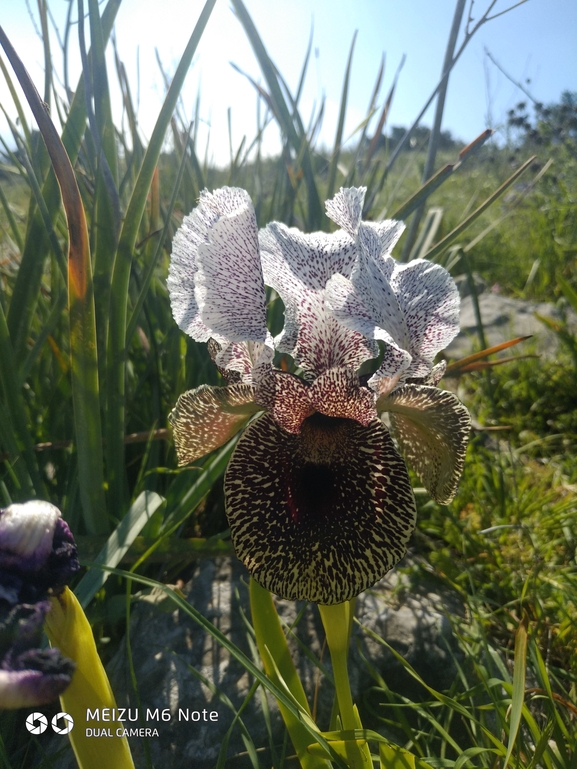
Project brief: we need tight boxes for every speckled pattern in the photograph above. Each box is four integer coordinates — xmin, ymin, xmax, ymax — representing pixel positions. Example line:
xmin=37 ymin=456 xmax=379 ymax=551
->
xmin=324 ymin=186 xmax=365 ymax=236
xmin=168 ymin=187 xmax=268 ymax=345
xmin=378 ymin=384 xmax=471 ymax=504
xmin=326 ymin=233 xmax=460 ymax=383
xmin=167 ymin=186 xmax=471 ymax=603
xmin=308 ymin=367 xmax=377 ymax=425
xmin=169 ymin=384 xmax=259 ymax=465
xmin=255 ymin=370 xmax=315 ymax=433
xmin=260 ymin=224 xmax=376 ymax=376
xmin=224 ymin=413 xmax=417 ymax=604
xmin=213 ymin=339 xmax=274 ymax=385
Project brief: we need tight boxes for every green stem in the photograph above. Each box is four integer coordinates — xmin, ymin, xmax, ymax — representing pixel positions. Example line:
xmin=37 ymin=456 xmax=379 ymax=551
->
xmin=250 ymin=579 xmax=331 ymax=769
xmin=318 ymin=602 xmax=356 ymax=730
xmin=318 ymin=601 xmax=371 ymax=767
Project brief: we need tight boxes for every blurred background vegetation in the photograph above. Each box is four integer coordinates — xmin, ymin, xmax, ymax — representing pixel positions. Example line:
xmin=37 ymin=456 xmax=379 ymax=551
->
xmin=0 ymin=0 xmax=576 ymax=765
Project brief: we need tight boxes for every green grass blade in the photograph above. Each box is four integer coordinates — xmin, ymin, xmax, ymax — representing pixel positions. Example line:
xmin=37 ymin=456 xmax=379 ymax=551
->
xmin=0 ymin=24 xmax=108 ymax=534
xmin=0 ymin=302 xmax=43 ymax=498
xmin=160 ymin=439 xmax=238 ymax=534
xmin=107 ymin=567 xmax=347 ymax=767
xmin=105 ymin=0 xmax=216 ymax=516
xmin=326 ymin=31 xmax=357 ymax=202
xmin=250 ymin=579 xmax=330 ymax=769
xmin=504 ymin=616 xmax=528 ymax=767
xmin=356 ymin=619 xmax=508 ymax=755
xmin=389 ymin=129 xmax=492 ymax=222
xmin=126 ymin=132 xmax=190 ymax=344
xmin=84 ymin=0 xmax=122 ymax=371
xmin=230 ymin=0 xmax=323 ymax=230
xmin=0 ymin=170 xmax=24 ymax=253
xmin=7 ymin=123 xmax=67 ymax=278
xmin=19 ymin=290 xmax=67 ymax=384
xmin=558 ymin=275 xmax=577 ymax=314
xmin=363 ymin=54 xmax=405 ymax=179
xmin=3 ymin=0 xmax=121 ymax=363
xmin=294 ymin=22 xmax=313 ymax=108
xmin=0 ymin=50 xmax=32 ymax=147
xmin=423 ymin=154 xmax=537 ymax=261
xmin=74 ymin=491 xmax=165 ymax=607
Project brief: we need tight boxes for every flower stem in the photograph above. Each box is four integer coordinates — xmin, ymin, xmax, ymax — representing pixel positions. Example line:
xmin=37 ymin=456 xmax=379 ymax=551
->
xmin=318 ymin=601 xmax=371 ymax=767
xmin=318 ymin=601 xmax=356 ymax=730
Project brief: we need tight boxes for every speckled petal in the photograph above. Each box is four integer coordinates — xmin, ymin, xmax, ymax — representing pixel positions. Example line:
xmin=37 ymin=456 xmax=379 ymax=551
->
xmin=387 ymin=259 xmax=460 ymax=377
xmin=169 ymin=189 xmax=235 ymax=342
xmin=325 ymin=273 xmax=408 ymax=376
xmin=224 ymin=413 xmax=417 ymax=604
xmin=353 ymin=224 xmax=409 ymax=345
xmin=260 ymin=224 xmax=374 ymax=375
xmin=368 ymin=348 xmax=413 ymax=398
xmin=255 ymin=370 xmax=314 ymax=434
xmin=169 ymin=187 xmax=268 ymax=343
xmin=214 ymin=338 xmax=275 ymax=385
xmin=378 ymin=384 xmax=471 ymax=504
xmin=308 ymin=367 xmax=377 ymax=426
xmin=325 ymin=186 xmax=366 ymax=237
xmin=195 ymin=195 xmax=268 ymax=342
xmin=169 ymin=384 xmax=260 ymax=465
xmin=407 ymin=360 xmax=447 ymax=387
xmin=361 ymin=219 xmax=406 ymax=258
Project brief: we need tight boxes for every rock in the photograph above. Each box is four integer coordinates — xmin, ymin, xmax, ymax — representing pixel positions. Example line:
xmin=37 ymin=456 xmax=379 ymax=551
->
xmin=42 ymin=556 xmax=463 ymax=768
xmin=446 ymin=282 xmax=577 ymax=360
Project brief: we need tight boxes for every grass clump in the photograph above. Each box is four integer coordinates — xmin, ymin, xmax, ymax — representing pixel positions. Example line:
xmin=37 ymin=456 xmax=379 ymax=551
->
xmin=0 ymin=1 xmax=576 ymax=766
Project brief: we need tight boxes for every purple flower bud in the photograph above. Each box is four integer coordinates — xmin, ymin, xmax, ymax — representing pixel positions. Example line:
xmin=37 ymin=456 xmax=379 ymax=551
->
xmin=0 ymin=502 xmax=79 ymax=607
xmin=0 ymin=602 xmax=75 ymax=709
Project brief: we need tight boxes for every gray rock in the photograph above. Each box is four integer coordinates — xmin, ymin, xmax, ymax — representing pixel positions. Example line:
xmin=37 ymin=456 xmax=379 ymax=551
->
xmin=41 ymin=557 xmax=462 ymax=768
xmin=446 ymin=285 xmax=577 ymax=360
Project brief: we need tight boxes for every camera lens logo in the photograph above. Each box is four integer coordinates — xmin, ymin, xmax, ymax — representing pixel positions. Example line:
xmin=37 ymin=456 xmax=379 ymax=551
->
xmin=26 ymin=713 xmax=48 ymax=735
xmin=51 ymin=712 xmax=74 ymax=734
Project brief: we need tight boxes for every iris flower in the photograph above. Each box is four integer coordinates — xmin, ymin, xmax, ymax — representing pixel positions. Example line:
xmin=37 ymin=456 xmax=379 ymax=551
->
xmin=0 ymin=600 xmax=75 ymax=708
xmin=0 ymin=501 xmax=79 ymax=708
xmin=168 ymin=187 xmax=470 ymax=605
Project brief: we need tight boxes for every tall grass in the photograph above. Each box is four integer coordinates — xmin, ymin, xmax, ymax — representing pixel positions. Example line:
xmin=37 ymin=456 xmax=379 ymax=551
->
xmin=0 ymin=0 xmax=575 ymax=766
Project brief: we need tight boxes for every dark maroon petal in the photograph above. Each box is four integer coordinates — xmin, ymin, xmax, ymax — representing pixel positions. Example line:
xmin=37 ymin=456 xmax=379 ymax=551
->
xmin=308 ymin=367 xmax=377 ymax=426
xmin=224 ymin=413 xmax=417 ymax=604
xmin=169 ymin=384 xmax=260 ymax=465
xmin=255 ymin=370 xmax=314 ymax=434
xmin=378 ymin=384 xmax=471 ymax=504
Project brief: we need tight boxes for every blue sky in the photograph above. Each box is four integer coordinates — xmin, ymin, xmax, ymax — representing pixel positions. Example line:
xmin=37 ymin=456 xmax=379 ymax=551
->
xmin=1 ymin=0 xmax=576 ymax=165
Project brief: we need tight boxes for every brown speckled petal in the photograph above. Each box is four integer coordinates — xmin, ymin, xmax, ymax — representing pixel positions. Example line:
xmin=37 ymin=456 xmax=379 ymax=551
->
xmin=308 ymin=367 xmax=377 ymax=426
xmin=224 ymin=413 xmax=417 ymax=604
xmin=255 ymin=370 xmax=315 ymax=434
xmin=378 ymin=384 xmax=470 ymax=504
xmin=169 ymin=384 xmax=260 ymax=465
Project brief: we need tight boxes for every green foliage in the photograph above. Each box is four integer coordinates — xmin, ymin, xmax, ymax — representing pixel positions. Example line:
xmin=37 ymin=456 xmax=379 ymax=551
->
xmin=0 ymin=1 xmax=576 ymax=766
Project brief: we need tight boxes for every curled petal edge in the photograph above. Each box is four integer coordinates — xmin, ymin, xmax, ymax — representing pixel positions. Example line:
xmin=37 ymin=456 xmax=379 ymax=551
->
xmin=377 ymin=384 xmax=471 ymax=504
xmin=169 ymin=384 xmax=261 ymax=465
